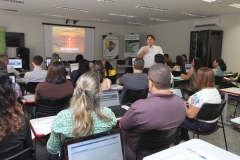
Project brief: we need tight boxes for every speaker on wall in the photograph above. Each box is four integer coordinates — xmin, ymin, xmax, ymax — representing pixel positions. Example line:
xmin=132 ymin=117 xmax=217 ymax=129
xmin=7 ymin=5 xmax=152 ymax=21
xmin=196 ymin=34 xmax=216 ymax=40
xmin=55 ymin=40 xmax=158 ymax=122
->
xmin=16 ymin=47 xmax=30 ymax=70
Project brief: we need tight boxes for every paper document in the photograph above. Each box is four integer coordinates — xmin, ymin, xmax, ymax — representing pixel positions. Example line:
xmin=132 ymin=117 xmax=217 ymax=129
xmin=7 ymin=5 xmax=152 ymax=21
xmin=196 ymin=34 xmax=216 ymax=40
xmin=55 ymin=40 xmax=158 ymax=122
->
xmin=23 ymin=95 xmax=35 ymax=103
xmin=186 ymin=148 xmax=221 ymax=160
xmin=162 ymin=152 xmax=191 ymax=160
xmin=173 ymin=76 xmax=184 ymax=81
xmin=34 ymin=118 xmax=53 ymax=135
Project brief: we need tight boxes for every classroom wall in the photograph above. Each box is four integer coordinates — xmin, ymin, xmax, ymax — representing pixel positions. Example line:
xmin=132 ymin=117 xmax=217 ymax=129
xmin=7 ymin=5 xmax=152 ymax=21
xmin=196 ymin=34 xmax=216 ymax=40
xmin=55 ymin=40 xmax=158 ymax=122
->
xmin=0 ymin=13 xmax=139 ymax=69
xmin=139 ymin=13 xmax=240 ymax=71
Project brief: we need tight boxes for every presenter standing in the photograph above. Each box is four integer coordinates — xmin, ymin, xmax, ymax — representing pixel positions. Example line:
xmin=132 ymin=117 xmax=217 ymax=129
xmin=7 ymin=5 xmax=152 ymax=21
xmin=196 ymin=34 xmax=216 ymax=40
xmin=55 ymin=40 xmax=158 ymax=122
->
xmin=137 ymin=35 xmax=163 ymax=72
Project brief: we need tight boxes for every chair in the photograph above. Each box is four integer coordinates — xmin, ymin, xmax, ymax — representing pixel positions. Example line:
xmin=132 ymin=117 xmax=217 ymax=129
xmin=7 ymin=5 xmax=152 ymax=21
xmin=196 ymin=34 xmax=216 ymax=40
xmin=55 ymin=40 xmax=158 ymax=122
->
xmin=125 ymin=67 xmax=133 ymax=73
xmin=35 ymin=95 xmax=72 ymax=117
xmin=6 ymin=147 xmax=35 ymax=160
xmin=122 ymin=88 xmax=148 ymax=105
xmin=25 ymin=82 xmax=40 ymax=94
xmin=67 ymin=60 xmax=76 ymax=65
xmin=106 ymin=75 xmax=117 ymax=84
xmin=61 ymin=61 xmax=68 ymax=66
xmin=135 ymin=126 xmax=181 ymax=160
xmin=215 ymin=76 xmax=223 ymax=89
xmin=182 ymin=100 xmax=228 ymax=150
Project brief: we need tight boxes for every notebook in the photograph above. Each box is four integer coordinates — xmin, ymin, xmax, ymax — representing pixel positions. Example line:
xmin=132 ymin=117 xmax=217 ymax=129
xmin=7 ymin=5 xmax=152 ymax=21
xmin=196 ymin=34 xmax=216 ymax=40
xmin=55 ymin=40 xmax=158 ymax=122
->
xmin=100 ymin=90 xmax=128 ymax=119
xmin=64 ymin=129 xmax=125 ymax=160
xmin=185 ymin=64 xmax=192 ymax=73
xmin=70 ymin=63 xmax=79 ymax=72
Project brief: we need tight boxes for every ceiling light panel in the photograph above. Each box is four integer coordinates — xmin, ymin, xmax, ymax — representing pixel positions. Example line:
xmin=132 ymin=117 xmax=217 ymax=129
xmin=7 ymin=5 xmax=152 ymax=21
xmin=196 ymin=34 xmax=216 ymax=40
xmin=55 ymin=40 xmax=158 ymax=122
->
xmin=149 ymin=18 xmax=170 ymax=22
xmin=90 ymin=18 xmax=113 ymax=22
xmin=93 ymin=0 xmax=116 ymax=3
xmin=181 ymin=12 xmax=208 ymax=18
xmin=109 ymin=13 xmax=137 ymax=18
xmin=127 ymin=22 xmax=145 ymax=25
xmin=135 ymin=5 xmax=170 ymax=12
xmin=202 ymin=0 xmax=217 ymax=2
xmin=0 ymin=0 xmax=25 ymax=3
xmin=0 ymin=8 xmax=17 ymax=12
xmin=229 ymin=4 xmax=240 ymax=8
xmin=52 ymin=6 xmax=89 ymax=12
xmin=37 ymin=11 xmax=71 ymax=18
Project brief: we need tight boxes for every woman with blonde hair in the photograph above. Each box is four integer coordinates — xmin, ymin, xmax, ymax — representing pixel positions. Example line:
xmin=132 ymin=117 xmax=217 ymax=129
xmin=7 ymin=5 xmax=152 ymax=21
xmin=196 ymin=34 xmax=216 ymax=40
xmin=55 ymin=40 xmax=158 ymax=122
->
xmin=47 ymin=71 xmax=117 ymax=154
xmin=50 ymin=53 xmax=60 ymax=66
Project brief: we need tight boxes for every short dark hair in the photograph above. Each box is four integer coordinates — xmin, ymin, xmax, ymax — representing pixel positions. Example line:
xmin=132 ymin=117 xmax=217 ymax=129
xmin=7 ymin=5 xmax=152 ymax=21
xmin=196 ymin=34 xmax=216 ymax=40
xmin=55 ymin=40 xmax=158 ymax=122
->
xmin=75 ymin=54 xmax=84 ymax=63
xmin=149 ymin=64 xmax=170 ymax=90
xmin=154 ymin=54 xmax=165 ymax=64
xmin=33 ymin=55 xmax=43 ymax=65
xmin=146 ymin=35 xmax=155 ymax=41
xmin=133 ymin=58 xmax=144 ymax=70
xmin=0 ymin=60 xmax=7 ymax=70
xmin=46 ymin=61 xmax=66 ymax=84
xmin=195 ymin=67 xmax=215 ymax=88
xmin=164 ymin=54 xmax=169 ymax=58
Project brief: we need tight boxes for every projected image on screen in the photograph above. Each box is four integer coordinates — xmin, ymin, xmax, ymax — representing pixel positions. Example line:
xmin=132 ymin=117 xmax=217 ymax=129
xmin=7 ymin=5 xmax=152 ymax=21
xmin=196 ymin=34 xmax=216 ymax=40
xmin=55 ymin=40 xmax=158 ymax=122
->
xmin=52 ymin=27 xmax=85 ymax=53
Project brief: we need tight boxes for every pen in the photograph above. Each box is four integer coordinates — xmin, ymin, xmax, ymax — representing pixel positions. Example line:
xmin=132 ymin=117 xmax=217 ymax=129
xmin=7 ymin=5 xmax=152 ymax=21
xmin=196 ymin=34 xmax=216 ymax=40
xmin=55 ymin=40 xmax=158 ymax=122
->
xmin=187 ymin=148 xmax=207 ymax=160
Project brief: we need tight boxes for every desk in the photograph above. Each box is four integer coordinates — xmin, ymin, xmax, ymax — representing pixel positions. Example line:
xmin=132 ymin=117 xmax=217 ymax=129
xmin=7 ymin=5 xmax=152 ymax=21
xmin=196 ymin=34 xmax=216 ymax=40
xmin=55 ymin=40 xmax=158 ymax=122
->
xmin=143 ymin=139 xmax=240 ymax=160
xmin=230 ymin=117 xmax=240 ymax=127
xmin=219 ymin=87 xmax=240 ymax=124
xmin=31 ymin=129 xmax=35 ymax=141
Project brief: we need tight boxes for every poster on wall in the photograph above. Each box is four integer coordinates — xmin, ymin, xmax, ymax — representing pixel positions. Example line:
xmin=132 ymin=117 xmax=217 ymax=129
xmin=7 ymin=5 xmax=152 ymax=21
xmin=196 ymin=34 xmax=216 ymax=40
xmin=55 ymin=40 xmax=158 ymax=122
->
xmin=0 ymin=28 xmax=6 ymax=55
xmin=103 ymin=35 xmax=119 ymax=59
xmin=124 ymin=34 xmax=140 ymax=58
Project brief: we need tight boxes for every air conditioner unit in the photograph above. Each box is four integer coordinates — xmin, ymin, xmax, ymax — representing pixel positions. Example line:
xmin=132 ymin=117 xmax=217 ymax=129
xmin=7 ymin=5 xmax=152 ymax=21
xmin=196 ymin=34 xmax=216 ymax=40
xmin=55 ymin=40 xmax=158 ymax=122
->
xmin=193 ymin=18 xmax=221 ymax=27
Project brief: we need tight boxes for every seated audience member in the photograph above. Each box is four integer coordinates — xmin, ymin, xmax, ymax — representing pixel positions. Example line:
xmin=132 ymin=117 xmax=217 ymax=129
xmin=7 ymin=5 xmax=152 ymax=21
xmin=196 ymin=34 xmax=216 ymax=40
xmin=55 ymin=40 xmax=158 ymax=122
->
xmin=154 ymin=54 xmax=173 ymax=84
xmin=224 ymin=71 xmax=240 ymax=88
xmin=116 ymin=58 xmax=148 ymax=102
xmin=212 ymin=58 xmax=226 ymax=76
xmin=103 ymin=61 xmax=116 ymax=77
xmin=164 ymin=54 xmax=173 ymax=67
xmin=182 ymin=54 xmax=187 ymax=64
xmin=0 ymin=55 xmax=20 ymax=76
xmin=0 ymin=68 xmax=32 ymax=159
xmin=33 ymin=61 xmax=74 ymax=117
xmin=172 ymin=55 xmax=185 ymax=73
xmin=0 ymin=61 xmax=22 ymax=99
xmin=178 ymin=67 xmax=221 ymax=143
xmin=70 ymin=59 xmax=90 ymax=87
xmin=120 ymin=64 xmax=186 ymax=160
xmin=50 ymin=53 xmax=60 ymax=66
xmin=47 ymin=71 xmax=117 ymax=154
xmin=75 ymin=54 xmax=84 ymax=63
xmin=92 ymin=60 xmax=111 ymax=90
xmin=24 ymin=55 xmax=47 ymax=84
xmin=180 ymin=58 xmax=202 ymax=95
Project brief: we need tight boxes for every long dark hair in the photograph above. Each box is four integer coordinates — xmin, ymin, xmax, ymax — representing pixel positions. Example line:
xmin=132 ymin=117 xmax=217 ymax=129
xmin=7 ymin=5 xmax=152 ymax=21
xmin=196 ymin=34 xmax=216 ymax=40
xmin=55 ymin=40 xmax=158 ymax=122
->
xmin=176 ymin=55 xmax=185 ymax=72
xmin=193 ymin=58 xmax=203 ymax=72
xmin=46 ymin=61 xmax=66 ymax=84
xmin=105 ymin=61 xmax=113 ymax=76
xmin=0 ymin=68 xmax=24 ymax=141
xmin=92 ymin=60 xmax=104 ymax=83
xmin=78 ymin=59 xmax=90 ymax=76
xmin=215 ymin=58 xmax=227 ymax=71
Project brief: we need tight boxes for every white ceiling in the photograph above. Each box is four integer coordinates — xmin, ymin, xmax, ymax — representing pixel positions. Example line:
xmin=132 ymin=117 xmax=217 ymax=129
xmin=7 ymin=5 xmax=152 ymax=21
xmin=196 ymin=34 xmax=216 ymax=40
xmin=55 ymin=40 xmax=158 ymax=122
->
xmin=0 ymin=0 xmax=240 ymax=26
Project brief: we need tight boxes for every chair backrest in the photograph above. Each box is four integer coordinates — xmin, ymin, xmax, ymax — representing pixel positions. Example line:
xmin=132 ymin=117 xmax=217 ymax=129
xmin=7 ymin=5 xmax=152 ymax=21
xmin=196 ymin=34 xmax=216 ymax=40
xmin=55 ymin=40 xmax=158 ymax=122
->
xmin=215 ymin=76 xmax=223 ymax=86
xmin=122 ymin=88 xmax=148 ymax=105
xmin=106 ymin=75 xmax=117 ymax=84
xmin=125 ymin=67 xmax=133 ymax=73
xmin=36 ymin=95 xmax=72 ymax=117
xmin=196 ymin=100 xmax=227 ymax=121
xmin=136 ymin=126 xmax=181 ymax=159
xmin=26 ymin=82 xmax=40 ymax=94
xmin=172 ymin=71 xmax=183 ymax=77
xmin=6 ymin=147 xmax=35 ymax=160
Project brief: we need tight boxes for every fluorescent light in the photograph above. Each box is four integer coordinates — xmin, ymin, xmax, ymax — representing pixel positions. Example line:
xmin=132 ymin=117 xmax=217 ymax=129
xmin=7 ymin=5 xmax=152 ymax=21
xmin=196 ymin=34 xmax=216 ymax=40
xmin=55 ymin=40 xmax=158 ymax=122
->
xmin=0 ymin=8 xmax=18 ymax=12
xmin=202 ymin=0 xmax=216 ymax=2
xmin=93 ymin=0 xmax=116 ymax=3
xmin=109 ymin=13 xmax=137 ymax=18
xmin=181 ymin=12 xmax=208 ymax=18
xmin=135 ymin=5 xmax=170 ymax=12
xmin=90 ymin=18 xmax=113 ymax=22
xmin=0 ymin=0 xmax=25 ymax=4
xmin=229 ymin=4 xmax=240 ymax=8
xmin=52 ymin=6 xmax=89 ymax=12
xmin=149 ymin=18 xmax=170 ymax=22
xmin=127 ymin=22 xmax=145 ymax=25
xmin=37 ymin=11 xmax=71 ymax=18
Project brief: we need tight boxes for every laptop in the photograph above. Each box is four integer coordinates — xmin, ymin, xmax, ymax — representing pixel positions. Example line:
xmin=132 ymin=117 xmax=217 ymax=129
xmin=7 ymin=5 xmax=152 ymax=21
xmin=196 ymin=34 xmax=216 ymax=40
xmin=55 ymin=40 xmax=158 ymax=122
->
xmin=8 ymin=59 xmax=22 ymax=69
xmin=170 ymin=88 xmax=183 ymax=98
xmin=185 ymin=64 xmax=192 ymax=73
xmin=100 ymin=90 xmax=128 ymax=118
xmin=70 ymin=63 xmax=79 ymax=72
xmin=63 ymin=129 xmax=125 ymax=160
xmin=46 ymin=58 xmax=61 ymax=67
xmin=9 ymin=75 xmax=16 ymax=83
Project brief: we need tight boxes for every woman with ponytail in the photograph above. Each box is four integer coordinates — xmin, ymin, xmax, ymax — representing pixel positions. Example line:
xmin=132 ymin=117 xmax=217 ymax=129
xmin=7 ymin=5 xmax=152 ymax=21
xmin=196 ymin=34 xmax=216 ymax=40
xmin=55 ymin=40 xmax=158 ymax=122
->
xmin=212 ymin=58 xmax=226 ymax=76
xmin=47 ymin=71 xmax=117 ymax=154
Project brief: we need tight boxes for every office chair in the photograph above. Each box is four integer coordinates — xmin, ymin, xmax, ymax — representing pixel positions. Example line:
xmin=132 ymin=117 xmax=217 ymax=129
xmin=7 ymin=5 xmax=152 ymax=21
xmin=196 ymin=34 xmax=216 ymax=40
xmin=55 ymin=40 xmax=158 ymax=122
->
xmin=182 ymin=100 xmax=228 ymax=150
xmin=122 ymin=88 xmax=148 ymax=105
xmin=135 ymin=126 xmax=181 ymax=160
xmin=35 ymin=95 xmax=72 ymax=118
xmin=25 ymin=82 xmax=40 ymax=94
xmin=6 ymin=147 xmax=35 ymax=160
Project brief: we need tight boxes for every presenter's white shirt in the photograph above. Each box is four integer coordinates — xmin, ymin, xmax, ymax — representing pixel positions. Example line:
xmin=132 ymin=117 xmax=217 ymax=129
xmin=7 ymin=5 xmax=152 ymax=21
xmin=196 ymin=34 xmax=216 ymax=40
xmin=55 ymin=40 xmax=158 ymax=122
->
xmin=137 ymin=45 xmax=163 ymax=68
